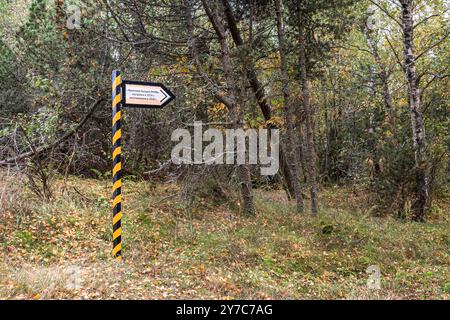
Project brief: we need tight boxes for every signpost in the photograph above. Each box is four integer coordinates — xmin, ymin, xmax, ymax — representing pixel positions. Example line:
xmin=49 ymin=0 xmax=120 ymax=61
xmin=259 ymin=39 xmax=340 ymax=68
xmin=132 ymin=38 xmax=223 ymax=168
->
xmin=123 ymin=80 xmax=175 ymax=108
xmin=111 ymin=70 xmax=175 ymax=261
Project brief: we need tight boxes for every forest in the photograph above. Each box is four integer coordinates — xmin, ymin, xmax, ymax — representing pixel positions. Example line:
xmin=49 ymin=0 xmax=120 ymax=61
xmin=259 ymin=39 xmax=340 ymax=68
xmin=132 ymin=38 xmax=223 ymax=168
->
xmin=0 ymin=0 xmax=448 ymax=300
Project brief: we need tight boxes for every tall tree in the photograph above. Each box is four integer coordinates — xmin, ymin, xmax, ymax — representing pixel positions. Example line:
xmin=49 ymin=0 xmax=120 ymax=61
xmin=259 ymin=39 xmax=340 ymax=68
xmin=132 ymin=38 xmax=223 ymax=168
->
xmin=363 ymin=12 xmax=397 ymax=137
xmin=275 ymin=0 xmax=304 ymax=213
xmin=297 ymin=3 xmax=319 ymax=214
xmin=190 ymin=0 xmax=256 ymax=216
xmin=287 ymin=0 xmax=357 ymax=213
xmin=215 ymin=0 xmax=301 ymax=200
xmin=398 ymin=0 xmax=430 ymax=221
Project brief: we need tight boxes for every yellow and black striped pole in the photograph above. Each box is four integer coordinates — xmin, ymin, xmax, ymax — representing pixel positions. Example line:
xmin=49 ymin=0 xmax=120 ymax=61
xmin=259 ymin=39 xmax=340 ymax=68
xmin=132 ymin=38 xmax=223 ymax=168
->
xmin=112 ymin=70 xmax=123 ymax=261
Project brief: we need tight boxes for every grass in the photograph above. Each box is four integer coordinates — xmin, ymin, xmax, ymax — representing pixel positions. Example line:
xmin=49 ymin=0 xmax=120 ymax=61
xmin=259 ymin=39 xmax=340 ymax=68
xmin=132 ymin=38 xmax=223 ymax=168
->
xmin=0 ymin=175 xmax=448 ymax=299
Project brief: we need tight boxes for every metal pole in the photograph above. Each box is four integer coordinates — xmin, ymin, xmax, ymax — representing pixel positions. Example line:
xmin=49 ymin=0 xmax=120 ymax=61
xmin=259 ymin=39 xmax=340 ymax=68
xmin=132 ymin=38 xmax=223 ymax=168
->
xmin=112 ymin=70 xmax=123 ymax=261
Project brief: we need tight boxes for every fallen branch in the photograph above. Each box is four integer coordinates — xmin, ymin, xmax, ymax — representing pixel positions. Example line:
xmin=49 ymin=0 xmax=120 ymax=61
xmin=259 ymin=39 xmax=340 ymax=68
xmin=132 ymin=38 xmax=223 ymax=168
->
xmin=0 ymin=98 xmax=106 ymax=166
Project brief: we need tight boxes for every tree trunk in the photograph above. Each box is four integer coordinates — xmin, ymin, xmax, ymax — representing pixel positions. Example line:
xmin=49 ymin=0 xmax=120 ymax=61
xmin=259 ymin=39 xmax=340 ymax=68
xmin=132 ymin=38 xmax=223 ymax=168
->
xmin=219 ymin=0 xmax=297 ymax=198
xmin=399 ymin=0 xmax=430 ymax=221
xmin=295 ymin=115 xmax=308 ymax=183
xmin=201 ymin=0 xmax=255 ymax=216
xmin=364 ymin=25 xmax=397 ymax=137
xmin=321 ymin=79 xmax=331 ymax=179
xmin=275 ymin=0 xmax=304 ymax=213
xmin=298 ymin=14 xmax=319 ymax=215
xmin=55 ymin=0 xmax=65 ymax=31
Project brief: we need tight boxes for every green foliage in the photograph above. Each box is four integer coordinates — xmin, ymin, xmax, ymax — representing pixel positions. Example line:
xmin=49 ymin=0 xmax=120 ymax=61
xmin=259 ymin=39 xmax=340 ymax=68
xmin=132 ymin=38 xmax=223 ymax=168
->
xmin=18 ymin=0 xmax=63 ymax=74
xmin=15 ymin=230 xmax=33 ymax=247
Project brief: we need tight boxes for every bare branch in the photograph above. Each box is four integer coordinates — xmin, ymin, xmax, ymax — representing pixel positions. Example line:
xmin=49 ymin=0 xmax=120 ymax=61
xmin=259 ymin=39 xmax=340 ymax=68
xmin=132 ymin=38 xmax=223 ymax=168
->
xmin=369 ymin=0 xmax=402 ymax=27
xmin=385 ymin=35 xmax=404 ymax=71
xmin=416 ymin=32 xmax=450 ymax=61
xmin=0 ymin=98 xmax=106 ymax=166
xmin=413 ymin=14 xmax=439 ymax=30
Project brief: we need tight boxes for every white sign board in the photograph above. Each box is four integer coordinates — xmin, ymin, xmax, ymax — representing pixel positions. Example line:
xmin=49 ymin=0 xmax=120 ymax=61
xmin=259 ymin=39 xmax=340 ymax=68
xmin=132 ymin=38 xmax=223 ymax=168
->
xmin=123 ymin=81 xmax=175 ymax=108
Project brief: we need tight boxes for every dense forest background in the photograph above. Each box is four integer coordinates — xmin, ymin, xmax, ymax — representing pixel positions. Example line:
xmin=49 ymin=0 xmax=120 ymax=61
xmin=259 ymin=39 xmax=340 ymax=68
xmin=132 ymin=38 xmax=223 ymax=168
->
xmin=0 ymin=0 xmax=448 ymax=300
